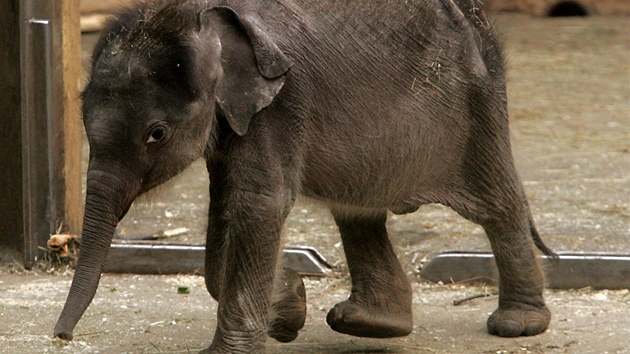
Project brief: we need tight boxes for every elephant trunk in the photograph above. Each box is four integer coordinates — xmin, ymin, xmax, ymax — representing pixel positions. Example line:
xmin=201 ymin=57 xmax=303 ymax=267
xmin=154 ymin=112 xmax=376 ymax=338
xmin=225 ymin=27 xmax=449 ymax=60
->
xmin=54 ymin=167 xmax=139 ymax=340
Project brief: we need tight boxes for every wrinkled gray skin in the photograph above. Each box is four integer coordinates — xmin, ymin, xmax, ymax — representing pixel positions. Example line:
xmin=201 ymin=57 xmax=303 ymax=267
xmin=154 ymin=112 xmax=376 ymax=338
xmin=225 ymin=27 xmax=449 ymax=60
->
xmin=54 ymin=0 xmax=555 ymax=352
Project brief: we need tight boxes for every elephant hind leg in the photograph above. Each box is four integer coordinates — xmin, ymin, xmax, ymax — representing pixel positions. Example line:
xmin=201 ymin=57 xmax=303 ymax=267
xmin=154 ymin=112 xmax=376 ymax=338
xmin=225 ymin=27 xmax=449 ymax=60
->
xmin=447 ymin=162 xmax=551 ymax=337
xmin=327 ymin=209 xmax=413 ymax=338
xmin=482 ymin=217 xmax=551 ymax=337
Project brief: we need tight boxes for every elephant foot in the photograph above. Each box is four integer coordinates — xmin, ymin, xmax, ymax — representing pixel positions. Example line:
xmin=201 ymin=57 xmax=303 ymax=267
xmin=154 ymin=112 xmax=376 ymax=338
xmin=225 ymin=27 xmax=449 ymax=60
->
xmin=268 ymin=268 xmax=307 ymax=342
xmin=326 ymin=298 xmax=413 ymax=338
xmin=487 ymin=303 xmax=551 ymax=337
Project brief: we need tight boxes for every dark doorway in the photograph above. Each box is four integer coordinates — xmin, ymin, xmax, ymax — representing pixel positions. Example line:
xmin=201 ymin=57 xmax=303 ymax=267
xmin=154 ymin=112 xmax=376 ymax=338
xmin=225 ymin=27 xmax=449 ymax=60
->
xmin=549 ymin=1 xmax=589 ymax=17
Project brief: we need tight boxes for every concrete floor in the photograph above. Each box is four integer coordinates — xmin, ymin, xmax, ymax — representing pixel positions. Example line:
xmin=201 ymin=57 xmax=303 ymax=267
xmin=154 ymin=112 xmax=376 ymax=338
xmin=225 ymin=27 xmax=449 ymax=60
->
xmin=1 ymin=272 xmax=629 ymax=353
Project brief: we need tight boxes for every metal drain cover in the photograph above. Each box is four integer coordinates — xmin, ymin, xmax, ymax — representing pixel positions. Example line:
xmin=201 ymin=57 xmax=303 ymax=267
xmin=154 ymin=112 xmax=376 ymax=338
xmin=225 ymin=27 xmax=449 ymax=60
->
xmin=420 ymin=251 xmax=630 ymax=289
xmin=104 ymin=241 xmax=331 ymax=277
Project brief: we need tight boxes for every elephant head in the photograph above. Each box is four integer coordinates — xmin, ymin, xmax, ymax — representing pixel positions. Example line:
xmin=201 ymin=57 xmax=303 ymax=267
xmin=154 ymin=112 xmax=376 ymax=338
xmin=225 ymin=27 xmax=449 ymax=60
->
xmin=54 ymin=2 xmax=292 ymax=340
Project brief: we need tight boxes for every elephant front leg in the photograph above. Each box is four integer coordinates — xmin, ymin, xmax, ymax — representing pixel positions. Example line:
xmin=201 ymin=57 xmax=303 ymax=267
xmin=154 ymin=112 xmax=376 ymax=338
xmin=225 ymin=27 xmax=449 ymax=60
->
xmin=205 ymin=159 xmax=230 ymax=301
xmin=206 ymin=227 xmax=306 ymax=345
xmin=205 ymin=181 xmax=305 ymax=346
xmin=204 ymin=188 xmax=306 ymax=352
xmin=267 ymin=267 xmax=306 ymax=343
xmin=327 ymin=210 xmax=413 ymax=338
xmin=204 ymin=190 xmax=280 ymax=353
xmin=205 ymin=204 xmax=226 ymax=301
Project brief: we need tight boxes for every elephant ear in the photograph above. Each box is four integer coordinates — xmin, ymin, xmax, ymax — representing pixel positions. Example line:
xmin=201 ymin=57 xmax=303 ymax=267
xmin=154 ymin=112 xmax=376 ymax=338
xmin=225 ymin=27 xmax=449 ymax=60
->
xmin=198 ymin=7 xmax=293 ymax=136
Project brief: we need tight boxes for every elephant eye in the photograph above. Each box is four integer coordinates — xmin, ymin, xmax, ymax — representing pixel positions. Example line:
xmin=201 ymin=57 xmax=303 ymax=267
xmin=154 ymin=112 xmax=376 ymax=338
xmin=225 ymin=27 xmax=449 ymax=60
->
xmin=146 ymin=123 xmax=170 ymax=144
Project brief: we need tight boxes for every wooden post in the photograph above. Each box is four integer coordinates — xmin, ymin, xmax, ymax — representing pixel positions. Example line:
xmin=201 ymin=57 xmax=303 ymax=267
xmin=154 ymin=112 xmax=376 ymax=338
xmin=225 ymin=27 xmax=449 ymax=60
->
xmin=59 ymin=0 xmax=83 ymax=236
xmin=0 ymin=0 xmax=82 ymax=267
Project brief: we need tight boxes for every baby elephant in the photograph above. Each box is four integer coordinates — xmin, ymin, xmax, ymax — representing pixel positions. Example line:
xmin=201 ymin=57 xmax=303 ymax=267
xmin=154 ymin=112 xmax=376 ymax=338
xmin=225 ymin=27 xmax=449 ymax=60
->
xmin=54 ymin=0 xmax=555 ymax=352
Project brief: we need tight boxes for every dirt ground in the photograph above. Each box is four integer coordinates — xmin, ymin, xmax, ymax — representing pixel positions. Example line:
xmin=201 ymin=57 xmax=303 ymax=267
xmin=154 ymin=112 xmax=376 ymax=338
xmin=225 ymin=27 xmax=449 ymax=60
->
xmin=1 ymin=273 xmax=629 ymax=353
xmin=1 ymin=13 xmax=629 ymax=354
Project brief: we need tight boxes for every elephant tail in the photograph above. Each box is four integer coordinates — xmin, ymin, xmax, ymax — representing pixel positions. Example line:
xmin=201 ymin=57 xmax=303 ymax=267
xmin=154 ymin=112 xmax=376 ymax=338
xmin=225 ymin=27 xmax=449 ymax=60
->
xmin=530 ymin=225 xmax=558 ymax=258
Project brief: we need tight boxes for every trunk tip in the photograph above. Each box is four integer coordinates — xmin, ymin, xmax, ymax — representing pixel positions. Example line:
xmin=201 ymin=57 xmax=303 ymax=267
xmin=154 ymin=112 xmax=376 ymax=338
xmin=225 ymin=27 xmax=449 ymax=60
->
xmin=53 ymin=327 xmax=74 ymax=341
